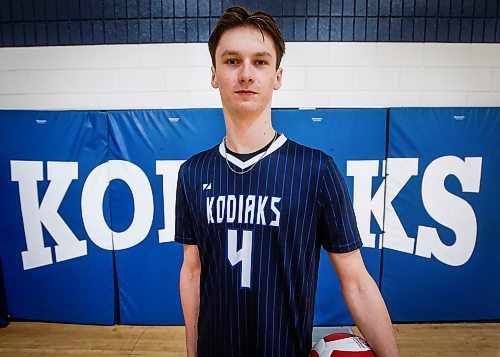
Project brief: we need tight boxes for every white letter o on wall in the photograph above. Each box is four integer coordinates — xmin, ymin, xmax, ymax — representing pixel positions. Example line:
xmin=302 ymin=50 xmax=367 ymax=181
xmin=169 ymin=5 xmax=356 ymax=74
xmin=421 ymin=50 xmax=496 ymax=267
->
xmin=82 ymin=160 xmax=154 ymax=250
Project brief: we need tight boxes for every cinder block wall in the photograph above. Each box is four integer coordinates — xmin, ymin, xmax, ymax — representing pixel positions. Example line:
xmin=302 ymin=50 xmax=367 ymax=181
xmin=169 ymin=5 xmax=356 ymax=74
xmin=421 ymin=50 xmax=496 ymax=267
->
xmin=0 ymin=42 xmax=499 ymax=109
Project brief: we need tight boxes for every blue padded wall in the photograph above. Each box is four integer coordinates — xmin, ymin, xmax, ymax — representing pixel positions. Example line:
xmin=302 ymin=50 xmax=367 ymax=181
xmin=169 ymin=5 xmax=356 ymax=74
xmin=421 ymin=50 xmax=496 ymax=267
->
xmin=0 ymin=110 xmax=115 ymax=325
xmin=0 ymin=108 xmax=498 ymax=325
xmin=381 ymin=107 xmax=500 ymax=322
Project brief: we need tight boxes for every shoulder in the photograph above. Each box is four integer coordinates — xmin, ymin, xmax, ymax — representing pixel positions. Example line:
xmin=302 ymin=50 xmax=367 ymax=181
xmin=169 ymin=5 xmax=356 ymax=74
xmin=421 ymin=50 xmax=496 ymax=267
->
xmin=283 ymin=137 xmax=334 ymax=167
xmin=179 ymin=144 xmax=219 ymax=175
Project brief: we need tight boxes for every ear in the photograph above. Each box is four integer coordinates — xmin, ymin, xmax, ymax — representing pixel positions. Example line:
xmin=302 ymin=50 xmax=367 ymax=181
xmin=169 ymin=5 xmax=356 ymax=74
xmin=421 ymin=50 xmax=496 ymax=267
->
xmin=211 ymin=66 xmax=218 ymax=89
xmin=273 ymin=67 xmax=283 ymax=90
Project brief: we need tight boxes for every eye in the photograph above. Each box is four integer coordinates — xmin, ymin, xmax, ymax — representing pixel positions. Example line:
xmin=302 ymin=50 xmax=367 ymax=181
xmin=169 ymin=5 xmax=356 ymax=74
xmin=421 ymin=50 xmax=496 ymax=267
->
xmin=225 ymin=58 xmax=239 ymax=65
xmin=256 ymin=59 xmax=268 ymax=65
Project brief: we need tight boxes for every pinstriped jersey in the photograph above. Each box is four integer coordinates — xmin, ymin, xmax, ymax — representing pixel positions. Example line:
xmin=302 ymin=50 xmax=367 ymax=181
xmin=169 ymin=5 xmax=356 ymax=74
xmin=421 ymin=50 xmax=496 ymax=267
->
xmin=175 ymin=135 xmax=362 ymax=357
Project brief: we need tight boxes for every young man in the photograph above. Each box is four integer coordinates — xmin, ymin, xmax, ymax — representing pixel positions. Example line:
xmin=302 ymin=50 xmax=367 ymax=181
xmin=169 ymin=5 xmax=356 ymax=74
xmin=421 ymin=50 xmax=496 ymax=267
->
xmin=175 ymin=6 xmax=400 ymax=357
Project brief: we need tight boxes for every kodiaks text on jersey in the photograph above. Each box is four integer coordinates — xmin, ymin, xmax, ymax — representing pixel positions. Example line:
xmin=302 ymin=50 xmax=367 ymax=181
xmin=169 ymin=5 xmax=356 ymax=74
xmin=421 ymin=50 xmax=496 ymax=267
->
xmin=206 ymin=194 xmax=281 ymax=226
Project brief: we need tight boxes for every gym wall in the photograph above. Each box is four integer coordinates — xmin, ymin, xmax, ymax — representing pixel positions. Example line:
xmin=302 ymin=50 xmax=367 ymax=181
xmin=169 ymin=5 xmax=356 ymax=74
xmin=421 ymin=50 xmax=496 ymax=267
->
xmin=0 ymin=0 xmax=499 ymax=108
xmin=0 ymin=0 xmax=499 ymax=326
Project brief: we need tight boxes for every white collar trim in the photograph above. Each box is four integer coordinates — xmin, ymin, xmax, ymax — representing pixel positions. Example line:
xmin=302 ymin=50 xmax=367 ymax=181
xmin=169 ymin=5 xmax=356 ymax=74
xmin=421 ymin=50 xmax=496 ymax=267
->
xmin=218 ymin=134 xmax=288 ymax=170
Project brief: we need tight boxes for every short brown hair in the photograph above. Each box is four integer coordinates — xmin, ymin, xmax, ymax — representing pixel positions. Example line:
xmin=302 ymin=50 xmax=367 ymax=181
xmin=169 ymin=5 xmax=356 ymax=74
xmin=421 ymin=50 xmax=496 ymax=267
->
xmin=208 ymin=6 xmax=286 ymax=70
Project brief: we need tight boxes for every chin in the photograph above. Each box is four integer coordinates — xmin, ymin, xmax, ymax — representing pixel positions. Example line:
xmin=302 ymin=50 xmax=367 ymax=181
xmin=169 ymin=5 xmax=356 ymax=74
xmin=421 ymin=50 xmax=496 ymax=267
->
xmin=235 ymin=103 xmax=264 ymax=115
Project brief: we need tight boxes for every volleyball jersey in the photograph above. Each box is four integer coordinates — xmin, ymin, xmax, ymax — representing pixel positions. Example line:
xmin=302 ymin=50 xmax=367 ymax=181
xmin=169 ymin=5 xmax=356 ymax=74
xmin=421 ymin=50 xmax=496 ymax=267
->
xmin=175 ymin=135 xmax=362 ymax=356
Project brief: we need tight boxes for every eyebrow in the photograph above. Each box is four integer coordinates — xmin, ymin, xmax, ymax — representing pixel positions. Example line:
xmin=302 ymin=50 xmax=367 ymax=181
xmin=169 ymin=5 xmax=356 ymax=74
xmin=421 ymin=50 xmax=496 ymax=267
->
xmin=220 ymin=50 xmax=273 ymax=58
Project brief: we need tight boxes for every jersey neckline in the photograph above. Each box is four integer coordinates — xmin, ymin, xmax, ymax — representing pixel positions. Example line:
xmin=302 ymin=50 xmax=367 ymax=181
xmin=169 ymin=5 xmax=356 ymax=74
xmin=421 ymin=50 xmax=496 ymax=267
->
xmin=218 ymin=134 xmax=288 ymax=170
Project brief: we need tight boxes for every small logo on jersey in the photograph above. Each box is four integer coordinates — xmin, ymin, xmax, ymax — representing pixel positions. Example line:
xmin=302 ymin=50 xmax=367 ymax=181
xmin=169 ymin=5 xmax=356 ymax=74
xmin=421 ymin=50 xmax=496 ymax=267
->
xmin=203 ymin=183 xmax=212 ymax=190
xmin=312 ymin=117 xmax=323 ymax=122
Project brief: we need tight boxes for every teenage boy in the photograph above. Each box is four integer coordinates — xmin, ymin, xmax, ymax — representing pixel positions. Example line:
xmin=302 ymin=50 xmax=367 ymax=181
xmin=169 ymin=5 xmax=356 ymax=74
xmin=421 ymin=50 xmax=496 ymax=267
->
xmin=175 ymin=6 xmax=400 ymax=357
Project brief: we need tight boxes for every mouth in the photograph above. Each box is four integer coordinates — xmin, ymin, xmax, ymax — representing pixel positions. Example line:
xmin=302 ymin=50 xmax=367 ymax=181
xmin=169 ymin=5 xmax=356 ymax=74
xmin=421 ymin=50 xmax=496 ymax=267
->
xmin=235 ymin=90 xmax=258 ymax=96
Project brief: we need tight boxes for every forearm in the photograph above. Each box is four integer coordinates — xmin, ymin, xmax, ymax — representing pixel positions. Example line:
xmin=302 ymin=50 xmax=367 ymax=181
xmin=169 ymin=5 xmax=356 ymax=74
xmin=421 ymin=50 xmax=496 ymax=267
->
xmin=342 ymin=277 xmax=399 ymax=357
xmin=180 ymin=265 xmax=200 ymax=357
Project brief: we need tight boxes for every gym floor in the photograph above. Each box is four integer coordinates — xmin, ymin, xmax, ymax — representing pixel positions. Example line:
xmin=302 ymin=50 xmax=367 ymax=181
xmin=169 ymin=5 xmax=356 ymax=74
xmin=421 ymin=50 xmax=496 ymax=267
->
xmin=0 ymin=322 xmax=498 ymax=356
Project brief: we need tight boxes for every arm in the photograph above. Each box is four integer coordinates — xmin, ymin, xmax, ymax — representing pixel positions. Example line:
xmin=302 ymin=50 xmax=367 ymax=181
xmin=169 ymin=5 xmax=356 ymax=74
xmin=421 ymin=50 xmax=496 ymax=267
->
xmin=328 ymin=250 xmax=400 ymax=357
xmin=180 ymin=244 xmax=201 ymax=357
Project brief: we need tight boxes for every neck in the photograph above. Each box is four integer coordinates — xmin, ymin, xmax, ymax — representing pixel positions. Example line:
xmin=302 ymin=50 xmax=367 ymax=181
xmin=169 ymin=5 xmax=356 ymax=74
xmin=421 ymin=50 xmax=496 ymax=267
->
xmin=223 ymin=110 xmax=275 ymax=154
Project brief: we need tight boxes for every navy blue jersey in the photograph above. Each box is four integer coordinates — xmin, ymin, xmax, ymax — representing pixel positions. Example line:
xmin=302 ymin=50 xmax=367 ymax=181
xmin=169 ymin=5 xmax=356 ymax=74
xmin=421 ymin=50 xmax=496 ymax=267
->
xmin=175 ymin=135 xmax=362 ymax=357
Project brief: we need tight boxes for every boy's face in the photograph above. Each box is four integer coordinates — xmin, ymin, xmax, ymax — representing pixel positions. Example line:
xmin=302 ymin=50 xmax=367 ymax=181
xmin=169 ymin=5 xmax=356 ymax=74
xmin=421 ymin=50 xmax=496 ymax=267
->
xmin=211 ymin=26 xmax=282 ymax=118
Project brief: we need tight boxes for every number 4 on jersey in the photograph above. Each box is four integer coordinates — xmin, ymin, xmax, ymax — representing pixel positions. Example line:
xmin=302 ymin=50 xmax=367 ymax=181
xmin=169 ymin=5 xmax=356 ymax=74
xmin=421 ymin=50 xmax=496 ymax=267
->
xmin=227 ymin=229 xmax=253 ymax=288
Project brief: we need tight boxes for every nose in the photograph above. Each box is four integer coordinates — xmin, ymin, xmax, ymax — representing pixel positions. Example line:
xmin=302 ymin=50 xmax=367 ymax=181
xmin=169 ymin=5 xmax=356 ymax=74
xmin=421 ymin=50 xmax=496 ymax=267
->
xmin=238 ymin=61 xmax=254 ymax=84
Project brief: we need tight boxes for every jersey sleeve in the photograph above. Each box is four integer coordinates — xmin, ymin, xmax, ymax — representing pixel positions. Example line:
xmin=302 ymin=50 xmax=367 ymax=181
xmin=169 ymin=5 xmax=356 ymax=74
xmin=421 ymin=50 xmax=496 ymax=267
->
xmin=174 ymin=164 xmax=197 ymax=245
xmin=317 ymin=155 xmax=363 ymax=253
